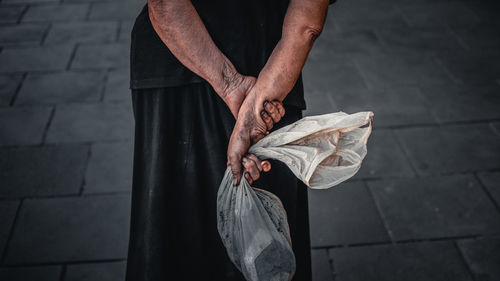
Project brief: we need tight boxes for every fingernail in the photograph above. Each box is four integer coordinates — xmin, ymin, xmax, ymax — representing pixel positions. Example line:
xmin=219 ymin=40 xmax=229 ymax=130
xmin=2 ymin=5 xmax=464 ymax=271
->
xmin=260 ymin=110 xmax=265 ymax=116
xmin=242 ymin=157 xmax=247 ymax=163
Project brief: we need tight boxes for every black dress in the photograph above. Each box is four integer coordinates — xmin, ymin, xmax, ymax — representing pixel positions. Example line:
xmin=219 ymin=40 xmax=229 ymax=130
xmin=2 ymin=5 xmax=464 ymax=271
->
xmin=125 ymin=0 xmax=336 ymax=280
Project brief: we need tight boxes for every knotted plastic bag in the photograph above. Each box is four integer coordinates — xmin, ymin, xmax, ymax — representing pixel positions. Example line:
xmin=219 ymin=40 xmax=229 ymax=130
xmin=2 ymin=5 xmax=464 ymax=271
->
xmin=217 ymin=111 xmax=373 ymax=281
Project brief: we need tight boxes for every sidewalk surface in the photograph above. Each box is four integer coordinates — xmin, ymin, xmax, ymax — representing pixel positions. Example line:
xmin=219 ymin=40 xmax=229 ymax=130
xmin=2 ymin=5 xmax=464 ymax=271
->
xmin=0 ymin=0 xmax=499 ymax=280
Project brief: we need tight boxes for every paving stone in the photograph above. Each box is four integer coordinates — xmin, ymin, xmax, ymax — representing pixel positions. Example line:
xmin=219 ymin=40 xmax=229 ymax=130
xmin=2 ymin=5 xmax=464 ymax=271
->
xmin=418 ymin=83 xmax=500 ymax=123
xmin=368 ymin=175 xmax=500 ymax=240
xmin=3 ymin=0 xmax=57 ymax=3
xmin=477 ymin=171 xmax=500 ymax=208
xmin=22 ymin=3 xmax=89 ymax=22
xmin=0 ymin=5 xmax=26 ymax=24
xmin=332 ymin=87 xmax=437 ymax=127
xmin=376 ymin=26 xmax=465 ymax=54
xmin=103 ymin=68 xmax=131 ymax=103
xmin=311 ymin=250 xmax=333 ymax=281
xmin=16 ymin=71 xmax=105 ymax=105
xmin=88 ymin=1 xmax=144 ymax=20
xmin=397 ymin=2 xmax=481 ymax=28
xmin=0 ymin=45 xmax=73 ymax=73
xmin=452 ymin=24 xmax=500 ymax=51
xmin=330 ymin=0 xmax=407 ymax=28
xmin=0 ymin=106 xmax=52 ymax=146
xmin=0 ymin=200 xmax=19 ymax=256
xmin=309 ymin=181 xmax=389 ymax=246
xmin=437 ymin=51 xmax=500 ymax=84
xmin=303 ymin=90 xmax=338 ymax=117
xmin=321 ymin=25 xmax=383 ymax=56
xmin=354 ymin=52 xmax=453 ymax=87
xmin=458 ymin=237 xmax=500 ymax=281
xmin=65 ymin=261 xmax=126 ymax=281
xmin=0 ymin=24 xmax=46 ymax=45
xmin=354 ymin=129 xmax=415 ymax=179
xmin=45 ymin=22 xmax=119 ymax=44
xmin=303 ymin=57 xmax=367 ymax=94
xmin=5 ymin=194 xmax=131 ymax=264
xmin=84 ymin=142 xmax=133 ymax=194
xmin=71 ymin=43 xmax=129 ymax=70
xmin=330 ymin=241 xmax=473 ymax=281
xmin=118 ymin=20 xmax=134 ymax=42
xmin=46 ymin=103 xmax=134 ymax=143
xmin=0 ymin=74 xmax=23 ymax=106
xmin=395 ymin=124 xmax=500 ymax=175
xmin=0 ymin=145 xmax=88 ymax=198
xmin=0 ymin=265 xmax=62 ymax=281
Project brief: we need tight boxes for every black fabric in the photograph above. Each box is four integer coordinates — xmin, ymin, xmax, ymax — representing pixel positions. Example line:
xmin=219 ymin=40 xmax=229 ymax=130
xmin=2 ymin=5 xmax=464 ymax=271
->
xmin=125 ymin=82 xmax=312 ymax=281
xmin=130 ymin=0 xmax=337 ymax=109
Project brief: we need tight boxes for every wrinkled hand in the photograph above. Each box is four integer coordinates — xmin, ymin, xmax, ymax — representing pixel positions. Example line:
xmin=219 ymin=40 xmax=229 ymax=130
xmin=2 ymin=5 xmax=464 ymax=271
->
xmin=221 ymin=74 xmax=257 ymax=119
xmin=227 ymin=92 xmax=286 ymax=185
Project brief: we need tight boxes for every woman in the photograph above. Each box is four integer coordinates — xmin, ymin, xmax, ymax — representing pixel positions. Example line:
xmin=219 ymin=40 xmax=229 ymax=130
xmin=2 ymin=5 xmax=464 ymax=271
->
xmin=126 ymin=0 xmax=333 ymax=280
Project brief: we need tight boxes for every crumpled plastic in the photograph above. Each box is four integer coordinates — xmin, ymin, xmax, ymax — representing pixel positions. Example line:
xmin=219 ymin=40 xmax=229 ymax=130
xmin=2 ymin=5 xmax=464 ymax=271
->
xmin=217 ymin=111 xmax=374 ymax=281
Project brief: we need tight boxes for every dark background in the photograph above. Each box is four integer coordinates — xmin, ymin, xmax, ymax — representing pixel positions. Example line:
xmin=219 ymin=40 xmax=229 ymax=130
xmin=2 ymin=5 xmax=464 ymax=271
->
xmin=0 ymin=0 xmax=499 ymax=280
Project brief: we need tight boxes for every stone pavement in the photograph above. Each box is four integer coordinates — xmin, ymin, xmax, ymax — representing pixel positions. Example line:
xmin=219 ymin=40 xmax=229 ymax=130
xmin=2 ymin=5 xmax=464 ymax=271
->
xmin=0 ymin=0 xmax=499 ymax=280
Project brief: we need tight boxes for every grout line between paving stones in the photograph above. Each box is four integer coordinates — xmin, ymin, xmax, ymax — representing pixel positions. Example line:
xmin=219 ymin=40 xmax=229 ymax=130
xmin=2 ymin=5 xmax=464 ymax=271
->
xmin=99 ymin=69 xmax=110 ymax=102
xmin=362 ymin=179 xmax=395 ymax=242
xmin=0 ymin=257 xmax=127 ymax=268
xmin=17 ymin=5 xmax=30 ymax=24
xmin=8 ymin=72 xmax=26 ymax=106
xmin=58 ymin=264 xmax=66 ymax=281
xmin=0 ymin=199 xmax=23 ymax=266
xmin=0 ymin=189 xmax=130 ymax=201
xmin=473 ymin=172 xmax=500 ymax=213
xmin=40 ymin=22 xmax=52 ymax=45
xmin=65 ymin=43 xmax=79 ymax=70
xmin=325 ymin=249 xmax=337 ymax=281
xmin=390 ymin=128 xmax=420 ymax=176
xmin=454 ymin=240 xmax=477 ymax=281
xmin=40 ymin=106 xmax=55 ymax=145
xmin=78 ymin=145 xmax=92 ymax=196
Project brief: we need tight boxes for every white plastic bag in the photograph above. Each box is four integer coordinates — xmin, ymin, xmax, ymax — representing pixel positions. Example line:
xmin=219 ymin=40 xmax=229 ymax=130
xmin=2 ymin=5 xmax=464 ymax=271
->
xmin=217 ymin=111 xmax=373 ymax=281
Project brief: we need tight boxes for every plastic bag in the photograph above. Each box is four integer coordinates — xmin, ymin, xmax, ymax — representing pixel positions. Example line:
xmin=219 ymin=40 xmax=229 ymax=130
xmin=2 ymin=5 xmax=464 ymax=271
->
xmin=217 ymin=111 xmax=373 ymax=281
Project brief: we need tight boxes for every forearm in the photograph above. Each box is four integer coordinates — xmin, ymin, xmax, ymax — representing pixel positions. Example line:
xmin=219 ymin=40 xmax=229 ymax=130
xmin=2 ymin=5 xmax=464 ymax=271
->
xmin=147 ymin=0 xmax=237 ymax=97
xmin=251 ymin=0 xmax=329 ymax=109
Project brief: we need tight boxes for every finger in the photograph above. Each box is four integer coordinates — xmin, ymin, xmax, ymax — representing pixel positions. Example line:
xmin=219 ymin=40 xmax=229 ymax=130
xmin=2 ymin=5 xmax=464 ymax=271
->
xmin=246 ymin=154 xmax=262 ymax=171
xmin=242 ymin=156 xmax=260 ymax=182
xmin=229 ymin=153 xmax=243 ymax=186
xmin=264 ymin=100 xmax=281 ymax=123
xmin=260 ymin=110 xmax=274 ymax=131
xmin=272 ymin=100 xmax=286 ymax=117
xmin=244 ymin=172 xmax=253 ymax=185
xmin=261 ymin=160 xmax=271 ymax=172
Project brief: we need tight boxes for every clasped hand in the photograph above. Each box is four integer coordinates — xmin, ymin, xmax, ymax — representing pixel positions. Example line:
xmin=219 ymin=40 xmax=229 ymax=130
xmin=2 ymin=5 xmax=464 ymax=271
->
xmin=222 ymin=74 xmax=285 ymax=186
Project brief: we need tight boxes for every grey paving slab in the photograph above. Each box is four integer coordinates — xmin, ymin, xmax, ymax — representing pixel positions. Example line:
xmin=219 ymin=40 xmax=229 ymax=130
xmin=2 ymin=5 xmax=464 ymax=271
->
xmin=397 ymin=2 xmax=481 ymax=28
xmin=354 ymin=129 xmax=415 ymax=179
xmin=354 ymin=52 xmax=453 ymax=87
xmin=118 ymin=21 xmax=134 ymax=42
xmin=302 ymin=90 xmax=337 ymax=117
xmin=65 ymin=261 xmax=126 ymax=281
xmin=320 ymin=25 xmax=383 ymax=56
xmin=45 ymin=21 xmax=119 ymax=44
xmin=84 ymin=142 xmax=133 ymax=194
xmin=330 ymin=241 xmax=473 ymax=281
xmin=0 ymin=24 xmax=46 ymax=45
xmin=3 ymin=0 xmax=57 ymax=3
xmin=368 ymin=175 xmax=500 ymax=241
xmin=311 ymin=250 xmax=333 ymax=281
xmin=0 ymin=45 xmax=73 ymax=73
xmin=395 ymin=124 xmax=500 ymax=175
xmin=332 ymin=86 xmax=437 ymax=127
xmin=0 ymin=265 xmax=62 ymax=281
xmin=0 ymin=74 xmax=23 ymax=106
xmin=5 ymin=194 xmax=131 ymax=264
xmin=22 ymin=3 xmax=89 ymax=22
xmin=452 ymin=24 xmax=500 ymax=51
xmin=0 ymin=200 xmax=19 ymax=256
xmin=0 ymin=5 xmax=26 ymax=24
xmin=71 ymin=43 xmax=129 ymax=70
xmin=16 ymin=71 xmax=105 ymax=105
xmin=309 ymin=182 xmax=389 ymax=247
xmin=376 ymin=25 xmax=465 ymax=54
xmin=477 ymin=171 xmax=500 ymax=208
xmin=0 ymin=145 xmax=88 ymax=198
xmin=418 ymin=83 xmax=500 ymax=123
xmin=103 ymin=68 xmax=131 ymax=103
xmin=88 ymin=1 xmax=144 ymax=20
xmin=303 ymin=57 xmax=367 ymax=94
xmin=458 ymin=237 xmax=500 ymax=281
xmin=330 ymin=0 xmax=407 ymax=28
xmin=437 ymin=51 xmax=500 ymax=84
xmin=0 ymin=106 xmax=52 ymax=146
xmin=46 ymin=103 xmax=134 ymax=143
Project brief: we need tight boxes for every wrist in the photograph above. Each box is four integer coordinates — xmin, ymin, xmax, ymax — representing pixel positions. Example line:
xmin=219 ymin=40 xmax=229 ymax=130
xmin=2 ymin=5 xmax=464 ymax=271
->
xmin=210 ymin=57 xmax=241 ymax=101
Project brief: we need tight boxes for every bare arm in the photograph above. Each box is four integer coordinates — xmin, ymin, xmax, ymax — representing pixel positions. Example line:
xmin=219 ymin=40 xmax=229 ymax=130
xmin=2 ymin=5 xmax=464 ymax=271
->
xmin=228 ymin=0 xmax=330 ymax=184
xmin=147 ymin=0 xmax=256 ymax=118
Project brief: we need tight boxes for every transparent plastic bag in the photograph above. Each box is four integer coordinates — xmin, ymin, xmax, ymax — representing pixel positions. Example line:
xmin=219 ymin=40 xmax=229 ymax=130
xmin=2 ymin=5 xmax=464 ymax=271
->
xmin=217 ymin=111 xmax=373 ymax=281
